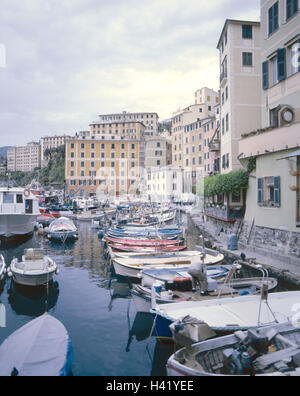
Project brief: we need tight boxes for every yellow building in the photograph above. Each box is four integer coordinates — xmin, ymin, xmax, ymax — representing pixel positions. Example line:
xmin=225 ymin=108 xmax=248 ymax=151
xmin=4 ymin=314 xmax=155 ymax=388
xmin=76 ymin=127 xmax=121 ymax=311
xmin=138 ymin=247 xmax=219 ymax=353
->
xmin=65 ymin=121 xmax=146 ymax=198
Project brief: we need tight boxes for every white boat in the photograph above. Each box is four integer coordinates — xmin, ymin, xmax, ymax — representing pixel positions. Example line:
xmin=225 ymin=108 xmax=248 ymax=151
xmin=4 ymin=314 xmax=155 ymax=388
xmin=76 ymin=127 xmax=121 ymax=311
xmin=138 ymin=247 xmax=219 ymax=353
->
xmin=167 ymin=322 xmax=300 ymax=376
xmin=0 ymin=187 xmax=40 ymax=239
xmin=8 ymin=249 xmax=59 ymax=286
xmin=131 ymin=276 xmax=278 ymax=314
xmin=47 ymin=217 xmax=78 ymax=242
xmin=112 ymin=250 xmax=224 ymax=279
xmin=0 ymin=255 xmax=6 ymax=280
xmin=151 ymin=291 xmax=300 ymax=340
xmin=0 ymin=314 xmax=73 ymax=376
xmin=76 ymin=210 xmax=104 ymax=222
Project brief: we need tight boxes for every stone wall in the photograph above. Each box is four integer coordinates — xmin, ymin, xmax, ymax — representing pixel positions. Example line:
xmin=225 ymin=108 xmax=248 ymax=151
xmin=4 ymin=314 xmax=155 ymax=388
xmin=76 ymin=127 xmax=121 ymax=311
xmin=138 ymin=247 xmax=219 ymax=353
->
xmin=204 ymin=216 xmax=300 ymax=261
xmin=239 ymin=220 xmax=300 ymax=260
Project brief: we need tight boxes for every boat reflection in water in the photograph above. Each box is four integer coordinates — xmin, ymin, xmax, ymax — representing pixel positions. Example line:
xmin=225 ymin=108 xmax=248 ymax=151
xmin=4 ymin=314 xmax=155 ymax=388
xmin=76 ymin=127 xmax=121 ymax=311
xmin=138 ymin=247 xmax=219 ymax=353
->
xmin=126 ymin=312 xmax=155 ymax=352
xmin=8 ymin=281 xmax=60 ymax=317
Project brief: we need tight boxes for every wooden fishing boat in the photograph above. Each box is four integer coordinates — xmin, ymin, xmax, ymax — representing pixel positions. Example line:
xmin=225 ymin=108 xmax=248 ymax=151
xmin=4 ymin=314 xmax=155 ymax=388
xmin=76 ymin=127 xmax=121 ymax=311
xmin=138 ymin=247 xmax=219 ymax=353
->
xmin=109 ymin=243 xmax=187 ymax=253
xmin=112 ymin=250 xmax=224 ymax=279
xmin=131 ymin=276 xmax=278 ymax=314
xmin=106 ymin=236 xmax=184 ymax=247
xmin=167 ymin=322 xmax=300 ymax=376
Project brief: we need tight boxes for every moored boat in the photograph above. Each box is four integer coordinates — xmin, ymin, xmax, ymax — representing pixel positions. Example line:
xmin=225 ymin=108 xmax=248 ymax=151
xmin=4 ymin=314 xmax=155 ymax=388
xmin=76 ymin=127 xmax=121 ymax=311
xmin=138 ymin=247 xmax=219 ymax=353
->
xmin=112 ymin=250 xmax=224 ymax=279
xmin=167 ymin=322 xmax=300 ymax=376
xmin=47 ymin=217 xmax=78 ymax=242
xmin=8 ymin=249 xmax=59 ymax=287
xmin=151 ymin=291 xmax=300 ymax=341
xmin=0 ymin=314 xmax=73 ymax=376
xmin=131 ymin=276 xmax=278 ymax=314
xmin=0 ymin=187 xmax=40 ymax=240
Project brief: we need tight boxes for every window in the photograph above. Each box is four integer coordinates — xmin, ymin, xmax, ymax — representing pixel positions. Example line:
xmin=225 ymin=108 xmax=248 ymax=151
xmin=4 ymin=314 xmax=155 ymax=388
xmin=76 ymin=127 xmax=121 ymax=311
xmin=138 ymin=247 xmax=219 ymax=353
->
xmin=71 ymin=152 xmax=74 ymax=158
xmin=81 ymin=161 xmax=84 ymax=167
xmin=71 ymin=143 xmax=74 ymax=149
xmin=225 ymin=86 xmax=228 ymax=100
xmin=226 ymin=114 xmax=229 ymax=132
xmin=288 ymin=42 xmax=300 ymax=76
xmin=270 ymin=57 xmax=278 ymax=86
xmin=270 ymin=107 xmax=280 ymax=128
xmin=81 ymin=143 xmax=85 ymax=149
xmin=242 ymin=25 xmax=253 ymax=39
xmin=258 ymin=176 xmax=281 ymax=207
xmin=269 ymin=2 xmax=279 ymax=36
xmin=71 ymin=161 xmax=74 ymax=167
xmin=287 ymin=0 xmax=298 ymax=20
xmin=243 ymin=52 xmax=253 ymax=67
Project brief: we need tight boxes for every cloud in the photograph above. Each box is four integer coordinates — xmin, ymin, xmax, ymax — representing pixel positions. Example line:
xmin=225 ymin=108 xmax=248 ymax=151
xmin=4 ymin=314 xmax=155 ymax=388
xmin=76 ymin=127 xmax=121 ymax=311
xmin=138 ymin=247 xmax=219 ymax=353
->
xmin=0 ymin=0 xmax=260 ymax=145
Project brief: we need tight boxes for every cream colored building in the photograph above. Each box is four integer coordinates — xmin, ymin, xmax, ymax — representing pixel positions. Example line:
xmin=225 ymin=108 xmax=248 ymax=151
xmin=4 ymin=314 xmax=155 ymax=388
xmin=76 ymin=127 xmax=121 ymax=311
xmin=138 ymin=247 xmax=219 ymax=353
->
xmin=171 ymin=88 xmax=218 ymax=170
xmin=147 ymin=166 xmax=184 ymax=201
xmin=145 ymin=137 xmax=172 ymax=169
xmin=97 ymin=111 xmax=159 ymax=138
xmin=7 ymin=143 xmax=41 ymax=172
xmin=66 ymin=121 xmax=146 ymax=197
xmin=237 ymin=0 xmax=300 ymax=259
xmin=41 ymin=135 xmax=72 ymax=166
xmin=217 ymin=19 xmax=262 ymax=173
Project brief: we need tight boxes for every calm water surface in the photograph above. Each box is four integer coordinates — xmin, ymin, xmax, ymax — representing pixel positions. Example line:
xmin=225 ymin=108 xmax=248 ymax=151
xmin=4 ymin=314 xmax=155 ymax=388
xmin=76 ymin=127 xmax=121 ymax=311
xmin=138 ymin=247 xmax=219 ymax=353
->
xmin=0 ymin=215 xmax=297 ymax=376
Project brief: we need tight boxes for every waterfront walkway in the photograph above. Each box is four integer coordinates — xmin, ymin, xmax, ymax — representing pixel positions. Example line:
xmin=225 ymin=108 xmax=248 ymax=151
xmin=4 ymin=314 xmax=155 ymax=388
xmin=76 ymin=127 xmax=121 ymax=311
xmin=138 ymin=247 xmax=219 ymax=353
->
xmin=190 ymin=213 xmax=300 ymax=286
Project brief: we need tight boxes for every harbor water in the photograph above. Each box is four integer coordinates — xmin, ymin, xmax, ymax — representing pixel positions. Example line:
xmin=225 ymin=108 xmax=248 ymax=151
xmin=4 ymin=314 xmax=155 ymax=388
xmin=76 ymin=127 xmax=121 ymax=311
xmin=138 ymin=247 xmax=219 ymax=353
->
xmin=0 ymin=215 xmax=298 ymax=376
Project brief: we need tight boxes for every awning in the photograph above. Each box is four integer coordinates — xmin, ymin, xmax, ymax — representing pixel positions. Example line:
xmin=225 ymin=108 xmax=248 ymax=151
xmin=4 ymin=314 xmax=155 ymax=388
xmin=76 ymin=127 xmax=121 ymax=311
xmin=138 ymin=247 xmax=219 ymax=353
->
xmin=277 ymin=149 xmax=300 ymax=160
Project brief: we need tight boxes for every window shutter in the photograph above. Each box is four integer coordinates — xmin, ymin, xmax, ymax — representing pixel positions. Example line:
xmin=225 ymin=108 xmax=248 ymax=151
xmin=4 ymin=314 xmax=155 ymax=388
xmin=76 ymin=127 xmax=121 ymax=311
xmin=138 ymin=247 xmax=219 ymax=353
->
xmin=274 ymin=2 xmax=279 ymax=31
xmin=262 ymin=61 xmax=269 ymax=90
xmin=277 ymin=48 xmax=286 ymax=82
xmin=268 ymin=7 xmax=273 ymax=35
xmin=274 ymin=176 xmax=281 ymax=207
xmin=287 ymin=0 xmax=292 ymax=19
xmin=258 ymin=178 xmax=263 ymax=206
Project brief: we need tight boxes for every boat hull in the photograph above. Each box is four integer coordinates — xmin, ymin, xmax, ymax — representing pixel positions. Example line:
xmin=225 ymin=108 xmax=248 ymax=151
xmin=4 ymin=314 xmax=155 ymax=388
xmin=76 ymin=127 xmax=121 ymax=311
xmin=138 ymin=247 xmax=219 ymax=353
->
xmin=11 ymin=270 xmax=57 ymax=287
xmin=0 ymin=214 xmax=37 ymax=238
xmin=48 ymin=231 xmax=77 ymax=241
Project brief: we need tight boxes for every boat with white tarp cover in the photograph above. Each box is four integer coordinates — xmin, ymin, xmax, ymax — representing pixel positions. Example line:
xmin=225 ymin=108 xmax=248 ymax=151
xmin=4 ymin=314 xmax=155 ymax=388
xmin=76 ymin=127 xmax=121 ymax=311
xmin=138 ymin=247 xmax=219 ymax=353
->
xmin=0 ymin=314 xmax=73 ymax=376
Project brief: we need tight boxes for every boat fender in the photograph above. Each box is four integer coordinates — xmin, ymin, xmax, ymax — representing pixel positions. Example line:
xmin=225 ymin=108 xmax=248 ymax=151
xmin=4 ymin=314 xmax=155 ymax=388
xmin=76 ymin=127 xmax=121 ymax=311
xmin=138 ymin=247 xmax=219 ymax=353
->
xmin=7 ymin=271 xmax=13 ymax=278
xmin=239 ymin=290 xmax=250 ymax=296
xmin=55 ymin=268 xmax=60 ymax=275
xmin=98 ymin=231 xmax=105 ymax=240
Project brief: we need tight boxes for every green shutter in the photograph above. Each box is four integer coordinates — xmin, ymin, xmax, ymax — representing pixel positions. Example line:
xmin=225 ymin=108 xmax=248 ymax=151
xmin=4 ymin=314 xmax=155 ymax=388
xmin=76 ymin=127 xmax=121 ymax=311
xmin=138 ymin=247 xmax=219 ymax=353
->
xmin=274 ymin=176 xmax=281 ymax=207
xmin=262 ymin=61 xmax=269 ymax=90
xmin=258 ymin=178 xmax=263 ymax=206
xmin=277 ymin=48 xmax=286 ymax=82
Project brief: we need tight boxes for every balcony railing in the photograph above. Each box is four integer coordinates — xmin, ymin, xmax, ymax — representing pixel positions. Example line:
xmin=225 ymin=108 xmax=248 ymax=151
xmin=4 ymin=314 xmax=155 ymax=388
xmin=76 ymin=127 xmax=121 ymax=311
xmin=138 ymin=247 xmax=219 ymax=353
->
xmin=209 ymin=140 xmax=220 ymax=152
xmin=220 ymin=71 xmax=228 ymax=86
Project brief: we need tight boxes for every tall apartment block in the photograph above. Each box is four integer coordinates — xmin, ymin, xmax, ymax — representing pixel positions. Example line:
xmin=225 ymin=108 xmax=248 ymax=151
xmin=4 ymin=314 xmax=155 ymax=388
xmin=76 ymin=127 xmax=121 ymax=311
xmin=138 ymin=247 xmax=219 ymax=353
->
xmin=97 ymin=111 xmax=159 ymax=137
xmin=217 ymin=19 xmax=262 ymax=173
xmin=65 ymin=120 xmax=146 ymax=198
xmin=171 ymin=88 xmax=219 ymax=192
xmin=7 ymin=143 xmax=41 ymax=172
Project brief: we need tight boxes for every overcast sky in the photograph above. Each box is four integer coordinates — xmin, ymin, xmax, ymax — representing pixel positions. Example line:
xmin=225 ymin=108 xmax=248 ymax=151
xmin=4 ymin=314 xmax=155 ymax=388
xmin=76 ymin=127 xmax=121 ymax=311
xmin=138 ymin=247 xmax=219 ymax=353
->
xmin=0 ymin=0 xmax=260 ymax=146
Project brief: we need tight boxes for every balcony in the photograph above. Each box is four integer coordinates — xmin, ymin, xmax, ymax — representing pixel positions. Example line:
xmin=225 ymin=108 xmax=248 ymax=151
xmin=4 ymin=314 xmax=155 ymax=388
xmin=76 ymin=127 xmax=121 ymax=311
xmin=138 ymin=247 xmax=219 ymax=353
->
xmin=239 ymin=122 xmax=299 ymax=159
xmin=220 ymin=71 xmax=228 ymax=87
xmin=209 ymin=140 xmax=220 ymax=152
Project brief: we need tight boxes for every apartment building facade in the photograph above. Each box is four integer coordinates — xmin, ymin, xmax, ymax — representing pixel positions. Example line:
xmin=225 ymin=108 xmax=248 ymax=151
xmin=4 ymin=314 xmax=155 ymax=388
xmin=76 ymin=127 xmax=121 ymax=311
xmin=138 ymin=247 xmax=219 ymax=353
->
xmin=97 ymin=111 xmax=159 ymax=138
xmin=65 ymin=121 xmax=146 ymax=197
xmin=217 ymin=19 xmax=262 ymax=174
xmin=147 ymin=166 xmax=184 ymax=202
xmin=7 ymin=143 xmax=41 ymax=172
xmin=237 ymin=0 xmax=300 ymax=260
xmin=145 ymin=137 xmax=172 ymax=170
